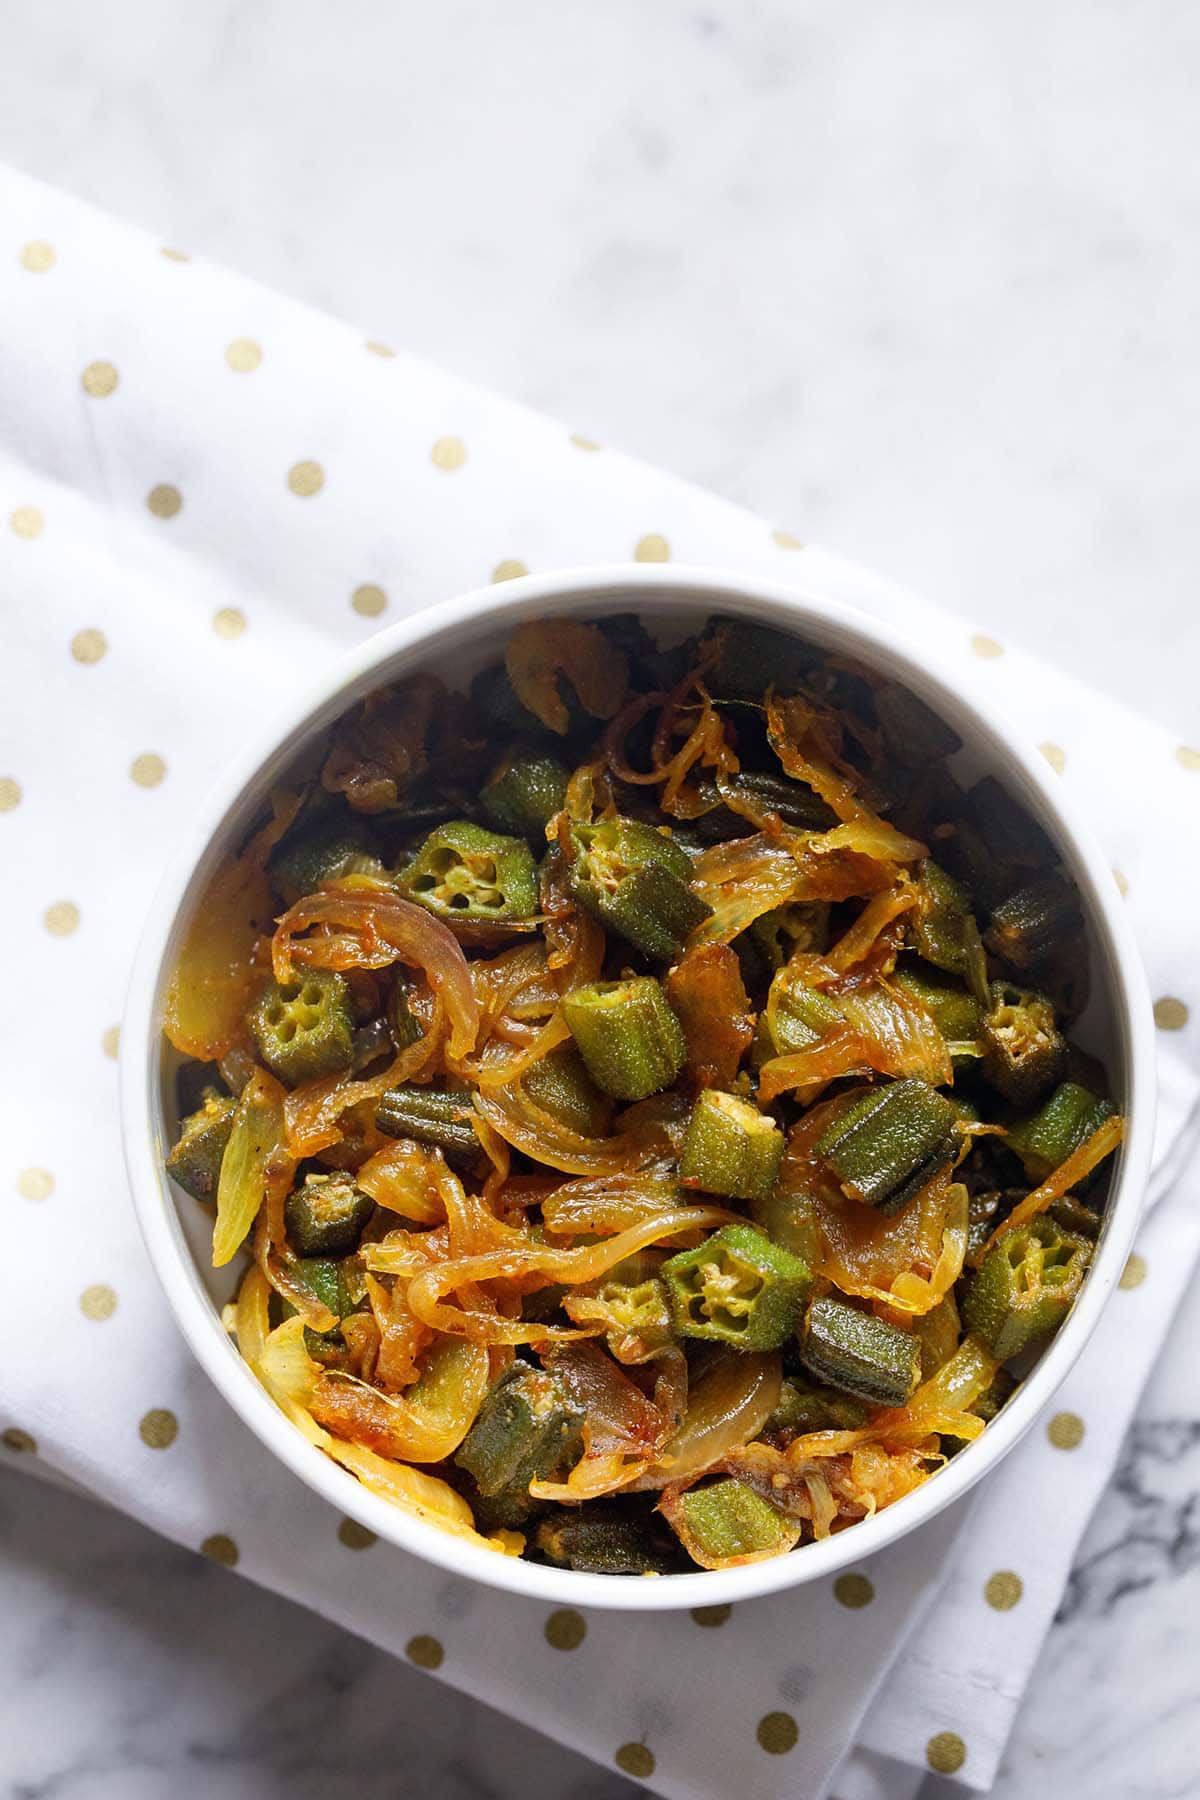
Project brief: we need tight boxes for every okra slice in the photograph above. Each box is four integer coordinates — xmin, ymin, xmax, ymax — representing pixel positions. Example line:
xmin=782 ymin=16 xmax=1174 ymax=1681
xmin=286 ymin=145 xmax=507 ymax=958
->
xmin=893 ymin=961 xmax=984 ymax=1052
xmin=815 ymin=1078 xmax=960 ymax=1214
xmin=284 ymin=1171 xmax=375 ymax=1257
xmin=873 ymin=681 xmax=962 ymax=766
xmin=374 ymin=1083 xmax=486 ymax=1174
xmin=1005 ymin=1081 xmax=1117 ymax=1183
xmin=660 ymin=1223 xmax=812 ymax=1351
xmin=969 ymin=775 xmax=1056 ymax=869
xmin=535 ymin=1504 xmax=677 ymax=1575
xmin=249 ymin=969 xmax=356 ymax=1085
xmin=267 ymin=810 xmax=381 ymax=906
xmin=764 ymin=964 xmax=843 ymax=1056
xmin=690 ymin=771 xmax=837 ymax=840
xmin=562 ymin=977 xmax=686 ymax=1102
xmin=981 ymin=981 xmax=1066 ymax=1107
xmin=765 ymin=1376 xmax=868 ymax=1438
xmin=747 ymin=901 xmax=832 ymax=971
xmin=398 ymin=820 xmax=538 ymax=924
xmin=679 ymin=1091 xmax=785 ymax=1202
xmin=799 ymin=1295 xmax=922 ymax=1406
xmin=672 ymin=1479 xmax=799 ymax=1565
xmin=166 ymin=1089 xmax=235 ymax=1203
xmin=911 ymin=860 xmax=975 ymax=977
xmin=704 ymin=616 xmax=815 ymax=700
xmin=454 ymin=1364 xmax=584 ymax=1520
xmin=570 ymin=816 xmax=711 ymax=961
xmin=964 ymin=1218 xmax=1091 ymax=1362
xmin=480 ymin=745 xmax=570 ymax=843
xmin=985 ymin=875 xmax=1083 ymax=974
xmin=564 ymin=1274 xmax=674 ymax=1361
xmin=521 ymin=1043 xmax=613 ymax=1138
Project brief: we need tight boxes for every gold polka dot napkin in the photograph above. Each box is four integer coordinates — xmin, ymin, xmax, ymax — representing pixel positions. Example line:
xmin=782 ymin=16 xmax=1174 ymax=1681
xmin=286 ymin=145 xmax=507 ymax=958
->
xmin=2 ymin=167 xmax=1198 ymax=1800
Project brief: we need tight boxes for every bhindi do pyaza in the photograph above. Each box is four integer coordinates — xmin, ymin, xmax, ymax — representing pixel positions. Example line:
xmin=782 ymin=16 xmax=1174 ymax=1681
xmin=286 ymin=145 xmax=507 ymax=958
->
xmin=163 ymin=613 xmax=1123 ymax=1573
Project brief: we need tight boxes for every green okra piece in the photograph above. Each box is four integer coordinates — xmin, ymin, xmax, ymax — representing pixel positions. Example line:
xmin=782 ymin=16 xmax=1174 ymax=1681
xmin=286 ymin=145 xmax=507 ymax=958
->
xmin=985 ymin=875 xmax=1083 ymax=974
xmin=1047 ymin=1193 xmax=1103 ymax=1239
xmin=764 ymin=965 xmax=843 ymax=1055
xmin=815 ymin=1078 xmax=961 ymax=1214
xmin=562 ymin=977 xmax=686 ymax=1102
xmin=765 ymin=1377 xmax=868 ymax=1438
xmin=374 ymin=1083 xmax=486 ymax=1173
xmin=267 ymin=810 xmax=381 ymax=906
xmin=673 ymin=1480 xmax=797 ymax=1564
xmin=387 ymin=973 xmax=424 ymax=1050
xmin=892 ymin=961 xmax=984 ymax=1053
xmin=749 ymin=1189 xmax=824 ymax=1271
xmin=564 ymin=1273 xmax=674 ymax=1358
xmin=873 ymin=681 xmax=962 ymax=766
xmin=704 ymin=616 xmax=816 ymax=700
xmin=521 ymin=1043 xmax=613 ymax=1138
xmin=470 ymin=661 xmax=547 ymax=736
xmin=399 ymin=819 xmax=538 ymax=924
xmin=480 ymin=745 xmax=570 ymax=843
xmin=1005 ymin=1081 xmax=1117 ymax=1183
xmin=747 ymin=901 xmax=832 ymax=970
xmin=799 ymin=1295 xmax=923 ymax=1406
xmin=969 ymin=775 xmax=1056 ymax=867
xmin=679 ymin=1090 xmax=785 ymax=1202
xmin=535 ymin=1504 xmax=676 ymax=1575
xmin=166 ymin=1089 xmax=235 ymax=1203
xmin=284 ymin=1171 xmax=375 ymax=1257
xmin=981 ymin=981 xmax=1066 ymax=1107
xmin=966 ymin=1188 xmax=1019 ymax=1260
xmin=964 ymin=1218 xmax=1092 ymax=1362
xmin=660 ymin=1223 xmax=812 ymax=1351
xmin=937 ymin=816 xmax=1015 ymax=913
xmin=570 ymin=816 xmax=710 ymax=961
xmin=454 ymin=1364 xmax=584 ymax=1521
xmin=911 ymin=860 xmax=976 ymax=977
xmin=690 ymin=771 xmax=837 ymax=840
xmin=249 ymin=969 xmax=356 ymax=1085
xmin=292 ymin=1255 xmax=358 ymax=1320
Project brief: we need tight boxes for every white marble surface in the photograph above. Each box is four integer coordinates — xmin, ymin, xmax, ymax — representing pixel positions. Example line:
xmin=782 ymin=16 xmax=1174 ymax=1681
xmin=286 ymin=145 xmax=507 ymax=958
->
xmin=2 ymin=4 xmax=1198 ymax=1796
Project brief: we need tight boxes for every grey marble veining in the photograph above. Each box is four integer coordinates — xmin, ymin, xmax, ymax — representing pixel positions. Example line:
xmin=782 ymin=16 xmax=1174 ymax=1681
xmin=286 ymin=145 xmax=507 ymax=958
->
xmin=2 ymin=4 xmax=1199 ymax=1797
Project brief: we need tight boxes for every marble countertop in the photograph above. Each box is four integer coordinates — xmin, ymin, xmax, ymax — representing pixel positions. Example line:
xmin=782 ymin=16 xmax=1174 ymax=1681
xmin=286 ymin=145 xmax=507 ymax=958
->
xmin=2 ymin=4 xmax=1197 ymax=1795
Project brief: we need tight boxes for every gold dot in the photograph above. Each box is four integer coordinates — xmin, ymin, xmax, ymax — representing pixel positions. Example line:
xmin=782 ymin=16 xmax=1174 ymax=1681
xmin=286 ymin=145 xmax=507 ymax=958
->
xmin=337 ymin=1517 xmax=377 ymax=1550
xmin=0 ymin=777 xmax=21 ymax=812
xmin=614 ymin=1744 xmax=656 ymax=1780
xmin=213 ymin=607 xmax=246 ymax=639
xmin=971 ymin=633 xmax=1004 ymax=660
xmin=431 ymin=436 xmax=468 ymax=472
xmin=2 ymin=1427 xmax=36 ymax=1453
xmin=772 ymin=528 xmax=804 ymax=550
xmin=926 ymin=1732 xmax=967 ymax=1775
xmin=834 ymin=1572 xmax=875 ymax=1609
xmin=288 ymin=460 xmax=325 ymax=497
xmin=1039 ymin=741 xmax=1067 ymax=774
xmin=569 ymin=433 xmax=600 ymax=452
xmin=634 ymin=532 xmax=670 ymax=563
xmin=225 ymin=337 xmax=262 ymax=373
xmin=406 ymin=1634 xmax=444 ymax=1670
xmin=147 ymin=484 xmax=182 ymax=519
xmin=690 ymin=1604 xmax=731 ymax=1628
xmin=160 ymin=247 xmax=190 ymax=262
xmin=102 ymin=1025 xmax=120 ymax=1060
xmin=139 ymin=1408 xmax=178 ymax=1449
xmin=544 ymin=1608 xmax=587 ymax=1651
xmin=756 ymin=1712 xmax=798 ymax=1755
xmin=71 ymin=628 xmax=107 ymax=665
xmin=10 ymin=505 xmax=44 ymax=539
xmin=1120 ymin=1252 xmax=1148 ymax=1291
xmin=1175 ymin=746 xmax=1200 ymax=772
xmin=44 ymin=901 xmax=80 ymax=937
xmin=1048 ymin=1411 xmax=1085 ymax=1450
xmin=351 ymin=584 xmax=387 ymax=618
xmin=1113 ymin=868 xmax=1129 ymax=897
xmin=984 ymin=1571 xmax=1023 ymax=1611
xmin=201 ymin=1533 xmax=239 ymax=1566
xmin=82 ymin=360 xmax=119 ymax=398
xmin=491 ymin=559 xmax=529 ymax=583
xmin=18 ymin=1167 xmax=54 ymax=1201
xmin=1154 ymin=996 xmax=1189 ymax=1031
xmin=19 ymin=240 xmax=55 ymax=273
xmin=366 ymin=339 xmax=396 ymax=358
xmin=130 ymin=752 xmax=167 ymax=789
xmin=80 ymin=1284 xmax=117 ymax=1321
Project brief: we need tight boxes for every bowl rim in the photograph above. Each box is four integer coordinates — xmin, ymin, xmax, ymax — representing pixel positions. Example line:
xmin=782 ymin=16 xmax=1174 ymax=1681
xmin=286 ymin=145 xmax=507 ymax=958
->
xmin=121 ymin=561 xmax=1156 ymax=1611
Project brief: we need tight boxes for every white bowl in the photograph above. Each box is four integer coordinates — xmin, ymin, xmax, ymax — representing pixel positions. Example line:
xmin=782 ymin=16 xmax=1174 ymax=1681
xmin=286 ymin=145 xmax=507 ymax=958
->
xmin=121 ymin=564 xmax=1155 ymax=1611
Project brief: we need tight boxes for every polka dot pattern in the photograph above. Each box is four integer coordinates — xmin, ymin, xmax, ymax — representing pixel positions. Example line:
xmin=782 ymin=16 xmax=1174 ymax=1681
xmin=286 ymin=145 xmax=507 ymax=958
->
xmin=288 ymin=460 xmax=325 ymax=497
xmin=772 ymin=528 xmax=803 ymax=550
xmin=0 ymin=778 xmax=21 ymax=812
xmin=337 ymin=1517 xmax=377 ymax=1550
xmin=213 ymin=607 xmax=246 ymax=639
xmin=130 ymin=753 xmax=166 ymax=789
xmin=569 ymin=432 xmax=600 ymax=451
xmin=984 ymin=1571 xmax=1023 ymax=1611
xmin=1175 ymin=745 xmax=1200 ymax=772
xmin=80 ymin=1284 xmax=117 ymax=1322
xmin=2 ymin=1427 xmax=36 ymax=1453
xmin=19 ymin=240 xmax=55 ymax=273
xmin=139 ymin=1409 xmax=179 ymax=1449
xmin=971 ymin=632 xmax=1004 ymax=660
xmin=1154 ymin=996 xmax=1189 ymax=1031
xmin=756 ymin=1711 xmax=798 ymax=1755
xmin=406 ymin=1634 xmax=444 ymax=1670
xmin=833 ymin=1573 xmax=874 ymax=1609
xmin=351 ymin=584 xmax=387 ymax=618
xmin=17 ymin=1167 xmax=54 ymax=1201
xmin=1048 ymin=1411 xmax=1085 ymax=1451
xmin=614 ymin=1743 xmax=656 ymax=1779
xmin=926 ymin=1731 xmax=967 ymax=1774
xmin=1120 ymin=1252 xmax=1148 ymax=1290
xmin=81 ymin=360 xmax=119 ymax=398
xmin=71 ymin=629 xmax=107 ymax=665
xmin=491 ymin=558 xmax=529 ymax=582
xmin=1039 ymin=741 xmax=1067 ymax=774
xmin=201 ymin=1533 xmax=240 ymax=1566
xmin=544 ymin=1608 xmax=586 ymax=1651
xmin=101 ymin=1025 xmax=120 ymax=1060
xmin=365 ymin=340 xmax=397 ymax=358
xmin=225 ymin=338 xmax=262 ymax=373
xmin=10 ymin=505 xmax=43 ymax=538
xmin=634 ymin=532 xmax=670 ymax=562
xmin=44 ymin=901 xmax=80 ymax=937
xmin=431 ymin=435 xmax=468 ymax=472
xmin=160 ymin=246 xmax=189 ymax=262
xmin=690 ymin=1604 xmax=732 ymax=1628
xmin=147 ymin=484 xmax=182 ymax=519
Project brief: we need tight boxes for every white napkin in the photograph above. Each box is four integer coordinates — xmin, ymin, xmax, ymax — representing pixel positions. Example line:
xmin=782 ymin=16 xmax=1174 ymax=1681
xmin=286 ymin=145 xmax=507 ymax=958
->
xmin=2 ymin=165 xmax=1196 ymax=1800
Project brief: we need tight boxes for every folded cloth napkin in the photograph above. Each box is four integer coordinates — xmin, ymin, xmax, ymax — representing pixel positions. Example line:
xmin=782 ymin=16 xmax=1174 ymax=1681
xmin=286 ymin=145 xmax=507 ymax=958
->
xmin=1 ymin=165 xmax=1196 ymax=1800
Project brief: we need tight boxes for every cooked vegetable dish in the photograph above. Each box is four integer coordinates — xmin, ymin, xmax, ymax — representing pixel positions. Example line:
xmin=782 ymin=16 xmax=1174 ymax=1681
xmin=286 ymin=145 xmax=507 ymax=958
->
xmin=162 ymin=613 xmax=1123 ymax=1572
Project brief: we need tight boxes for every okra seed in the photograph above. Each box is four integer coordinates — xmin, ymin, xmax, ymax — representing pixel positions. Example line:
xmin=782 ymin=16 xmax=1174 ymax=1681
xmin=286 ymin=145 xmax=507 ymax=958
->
xmin=756 ymin=1711 xmax=798 ymax=1755
xmin=405 ymin=1633 xmax=444 ymax=1670
xmin=614 ymin=1743 xmax=656 ymax=1779
xmin=544 ymin=1607 xmax=587 ymax=1651
xmin=926 ymin=1731 xmax=967 ymax=1774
